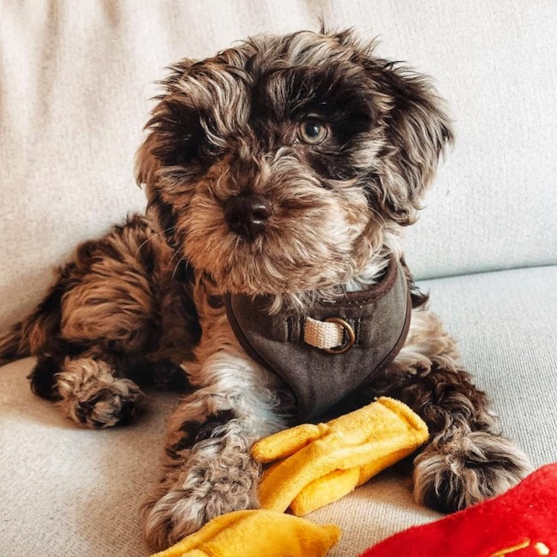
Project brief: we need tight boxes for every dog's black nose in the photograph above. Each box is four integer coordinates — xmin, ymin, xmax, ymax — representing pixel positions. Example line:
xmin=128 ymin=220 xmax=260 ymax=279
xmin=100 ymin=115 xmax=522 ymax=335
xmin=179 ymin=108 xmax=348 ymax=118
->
xmin=224 ymin=195 xmax=272 ymax=240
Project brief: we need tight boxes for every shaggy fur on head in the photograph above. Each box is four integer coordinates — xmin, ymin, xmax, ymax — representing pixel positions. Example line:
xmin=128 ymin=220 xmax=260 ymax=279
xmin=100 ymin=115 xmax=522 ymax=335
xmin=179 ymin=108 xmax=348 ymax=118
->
xmin=0 ymin=29 xmax=531 ymax=552
xmin=136 ymin=29 xmax=452 ymax=308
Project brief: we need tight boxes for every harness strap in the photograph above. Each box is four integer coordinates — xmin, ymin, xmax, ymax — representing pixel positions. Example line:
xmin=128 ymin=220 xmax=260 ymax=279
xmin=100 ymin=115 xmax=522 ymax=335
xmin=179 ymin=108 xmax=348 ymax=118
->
xmin=304 ymin=317 xmax=344 ymax=350
xmin=224 ymin=256 xmax=410 ymax=420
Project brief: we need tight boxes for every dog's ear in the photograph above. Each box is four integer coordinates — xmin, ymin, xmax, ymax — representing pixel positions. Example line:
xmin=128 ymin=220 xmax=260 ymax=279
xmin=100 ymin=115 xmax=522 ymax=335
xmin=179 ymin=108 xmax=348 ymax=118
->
xmin=376 ymin=63 xmax=453 ymax=224
xmin=135 ymin=58 xmax=198 ymax=188
xmin=353 ymin=44 xmax=454 ymax=225
xmin=135 ymin=131 xmax=160 ymax=193
xmin=135 ymin=59 xmax=198 ymax=246
xmin=135 ymin=122 xmax=180 ymax=247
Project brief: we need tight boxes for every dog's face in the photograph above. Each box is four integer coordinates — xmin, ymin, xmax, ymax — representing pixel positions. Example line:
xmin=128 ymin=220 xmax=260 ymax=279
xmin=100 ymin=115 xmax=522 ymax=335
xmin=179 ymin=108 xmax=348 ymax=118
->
xmin=136 ymin=30 xmax=452 ymax=297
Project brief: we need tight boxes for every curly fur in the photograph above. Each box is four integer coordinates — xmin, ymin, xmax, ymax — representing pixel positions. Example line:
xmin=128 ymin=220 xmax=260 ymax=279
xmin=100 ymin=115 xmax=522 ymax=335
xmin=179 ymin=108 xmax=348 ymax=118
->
xmin=0 ymin=29 xmax=531 ymax=552
xmin=56 ymin=357 xmax=144 ymax=428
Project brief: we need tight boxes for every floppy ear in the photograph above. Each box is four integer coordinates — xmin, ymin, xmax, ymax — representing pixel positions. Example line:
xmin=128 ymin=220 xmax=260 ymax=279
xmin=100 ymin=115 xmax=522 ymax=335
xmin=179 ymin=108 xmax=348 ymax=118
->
xmin=135 ymin=58 xmax=197 ymax=188
xmin=365 ymin=58 xmax=454 ymax=225
xmin=135 ymin=132 xmax=160 ymax=193
xmin=135 ymin=58 xmax=199 ymax=246
xmin=135 ymin=126 xmax=179 ymax=247
xmin=135 ymin=111 xmax=195 ymax=285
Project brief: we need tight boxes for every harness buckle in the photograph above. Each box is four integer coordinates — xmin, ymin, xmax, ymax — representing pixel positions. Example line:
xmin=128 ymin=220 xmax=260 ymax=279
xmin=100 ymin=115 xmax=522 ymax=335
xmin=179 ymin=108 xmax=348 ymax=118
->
xmin=322 ymin=317 xmax=356 ymax=354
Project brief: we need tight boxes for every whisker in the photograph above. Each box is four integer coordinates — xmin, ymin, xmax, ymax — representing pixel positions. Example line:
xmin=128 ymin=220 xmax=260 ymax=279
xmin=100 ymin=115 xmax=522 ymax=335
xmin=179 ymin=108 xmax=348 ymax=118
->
xmin=169 ymin=246 xmax=183 ymax=265
xmin=172 ymin=255 xmax=186 ymax=279
xmin=134 ymin=225 xmax=177 ymax=256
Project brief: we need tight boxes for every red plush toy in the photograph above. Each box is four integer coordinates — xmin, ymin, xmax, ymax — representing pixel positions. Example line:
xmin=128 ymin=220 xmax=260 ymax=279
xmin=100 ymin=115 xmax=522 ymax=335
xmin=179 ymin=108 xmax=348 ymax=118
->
xmin=360 ymin=464 xmax=557 ymax=557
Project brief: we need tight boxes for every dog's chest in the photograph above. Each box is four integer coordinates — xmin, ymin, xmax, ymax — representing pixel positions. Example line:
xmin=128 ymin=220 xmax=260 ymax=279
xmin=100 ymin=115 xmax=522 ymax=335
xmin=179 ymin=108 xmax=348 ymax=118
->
xmin=224 ymin=258 xmax=411 ymax=420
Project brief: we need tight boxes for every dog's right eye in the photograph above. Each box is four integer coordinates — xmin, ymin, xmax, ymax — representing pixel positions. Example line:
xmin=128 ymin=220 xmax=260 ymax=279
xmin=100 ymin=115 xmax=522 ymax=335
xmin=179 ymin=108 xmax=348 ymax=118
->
xmin=299 ymin=120 xmax=329 ymax=144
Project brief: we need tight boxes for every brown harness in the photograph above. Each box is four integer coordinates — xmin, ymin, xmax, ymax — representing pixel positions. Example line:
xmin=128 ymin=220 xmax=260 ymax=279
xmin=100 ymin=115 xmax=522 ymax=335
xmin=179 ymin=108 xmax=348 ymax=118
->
xmin=225 ymin=257 xmax=411 ymax=420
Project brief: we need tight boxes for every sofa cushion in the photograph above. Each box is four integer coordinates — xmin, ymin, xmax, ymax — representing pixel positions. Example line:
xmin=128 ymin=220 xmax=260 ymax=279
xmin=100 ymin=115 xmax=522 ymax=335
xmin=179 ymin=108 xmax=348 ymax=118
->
xmin=1 ymin=264 xmax=555 ymax=557
xmin=1 ymin=0 xmax=556 ymax=333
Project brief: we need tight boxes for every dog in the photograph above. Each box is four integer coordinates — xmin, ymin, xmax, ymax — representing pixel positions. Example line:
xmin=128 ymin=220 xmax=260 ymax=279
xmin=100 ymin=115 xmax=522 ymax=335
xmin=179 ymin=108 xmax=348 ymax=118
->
xmin=0 ymin=29 xmax=532 ymax=551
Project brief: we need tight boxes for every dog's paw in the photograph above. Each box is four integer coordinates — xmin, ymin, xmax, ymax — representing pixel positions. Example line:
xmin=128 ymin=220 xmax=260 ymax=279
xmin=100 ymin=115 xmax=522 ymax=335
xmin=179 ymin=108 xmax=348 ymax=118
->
xmin=56 ymin=357 xmax=144 ymax=428
xmin=413 ymin=431 xmax=532 ymax=513
xmin=143 ymin=436 xmax=261 ymax=552
xmin=71 ymin=381 xmax=143 ymax=428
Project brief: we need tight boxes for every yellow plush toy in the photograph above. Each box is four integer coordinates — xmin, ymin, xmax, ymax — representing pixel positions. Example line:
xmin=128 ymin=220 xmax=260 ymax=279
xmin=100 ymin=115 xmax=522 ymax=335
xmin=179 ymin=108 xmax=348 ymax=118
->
xmin=252 ymin=397 xmax=429 ymax=515
xmin=151 ymin=398 xmax=428 ymax=557
xmin=151 ymin=510 xmax=341 ymax=557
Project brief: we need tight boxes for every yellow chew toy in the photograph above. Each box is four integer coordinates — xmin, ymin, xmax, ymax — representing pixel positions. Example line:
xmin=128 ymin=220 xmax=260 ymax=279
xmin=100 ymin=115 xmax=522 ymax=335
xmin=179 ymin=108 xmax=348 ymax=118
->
xmin=252 ymin=397 xmax=429 ymax=515
xmin=150 ymin=509 xmax=341 ymax=557
xmin=150 ymin=398 xmax=428 ymax=557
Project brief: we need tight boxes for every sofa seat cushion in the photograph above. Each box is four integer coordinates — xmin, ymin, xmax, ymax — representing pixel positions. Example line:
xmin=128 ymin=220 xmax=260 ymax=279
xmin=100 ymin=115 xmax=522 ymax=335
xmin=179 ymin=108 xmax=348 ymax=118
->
xmin=1 ymin=265 xmax=555 ymax=557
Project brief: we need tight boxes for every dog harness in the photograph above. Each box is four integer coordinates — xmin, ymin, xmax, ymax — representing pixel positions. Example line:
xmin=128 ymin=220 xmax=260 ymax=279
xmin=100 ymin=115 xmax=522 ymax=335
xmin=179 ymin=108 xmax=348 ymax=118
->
xmin=224 ymin=257 xmax=412 ymax=420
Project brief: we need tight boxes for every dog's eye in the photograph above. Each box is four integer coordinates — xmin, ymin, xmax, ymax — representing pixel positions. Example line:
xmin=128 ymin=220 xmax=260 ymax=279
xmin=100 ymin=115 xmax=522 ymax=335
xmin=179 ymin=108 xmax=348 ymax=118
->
xmin=299 ymin=120 xmax=328 ymax=144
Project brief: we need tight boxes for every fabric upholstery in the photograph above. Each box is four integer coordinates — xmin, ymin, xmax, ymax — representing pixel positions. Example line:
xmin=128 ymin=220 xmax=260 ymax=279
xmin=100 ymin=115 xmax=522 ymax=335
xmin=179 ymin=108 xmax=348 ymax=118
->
xmin=2 ymin=265 xmax=556 ymax=557
xmin=1 ymin=0 xmax=557 ymax=332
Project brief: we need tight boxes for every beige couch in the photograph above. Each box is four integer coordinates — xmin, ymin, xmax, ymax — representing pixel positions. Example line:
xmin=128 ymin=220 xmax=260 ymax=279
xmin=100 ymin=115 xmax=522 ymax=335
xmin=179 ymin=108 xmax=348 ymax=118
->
xmin=1 ymin=1 xmax=556 ymax=555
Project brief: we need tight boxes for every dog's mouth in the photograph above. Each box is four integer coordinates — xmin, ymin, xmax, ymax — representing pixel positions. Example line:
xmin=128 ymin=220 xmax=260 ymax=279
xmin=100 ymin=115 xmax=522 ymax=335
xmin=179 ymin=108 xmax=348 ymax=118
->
xmin=183 ymin=222 xmax=369 ymax=299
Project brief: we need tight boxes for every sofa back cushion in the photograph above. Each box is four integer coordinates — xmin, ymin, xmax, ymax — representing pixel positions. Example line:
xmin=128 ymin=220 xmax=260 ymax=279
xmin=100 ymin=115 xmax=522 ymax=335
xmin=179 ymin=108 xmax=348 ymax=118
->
xmin=1 ymin=0 xmax=555 ymax=330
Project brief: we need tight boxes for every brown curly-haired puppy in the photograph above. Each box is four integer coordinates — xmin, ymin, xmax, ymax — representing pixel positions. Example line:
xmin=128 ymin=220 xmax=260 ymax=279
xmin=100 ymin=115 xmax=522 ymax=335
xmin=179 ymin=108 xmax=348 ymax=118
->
xmin=0 ymin=30 xmax=531 ymax=551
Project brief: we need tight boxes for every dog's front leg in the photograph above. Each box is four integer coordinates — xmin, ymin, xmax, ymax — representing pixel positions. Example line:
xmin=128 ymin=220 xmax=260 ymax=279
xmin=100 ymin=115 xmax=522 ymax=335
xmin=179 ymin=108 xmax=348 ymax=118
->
xmin=371 ymin=307 xmax=532 ymax=513
xmin=142 ymin=350 xmax=286 ymax=552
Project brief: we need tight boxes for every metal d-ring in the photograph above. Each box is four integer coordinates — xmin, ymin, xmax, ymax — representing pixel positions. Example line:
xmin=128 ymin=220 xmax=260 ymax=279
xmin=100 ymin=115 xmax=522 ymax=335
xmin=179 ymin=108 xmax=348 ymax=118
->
xmin=323 ymin=317 xmax=356 ymax=354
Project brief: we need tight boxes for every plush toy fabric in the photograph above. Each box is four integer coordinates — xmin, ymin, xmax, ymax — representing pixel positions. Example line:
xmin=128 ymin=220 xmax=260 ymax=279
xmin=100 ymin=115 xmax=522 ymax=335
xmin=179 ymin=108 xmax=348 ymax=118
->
xmin=150 ymin=509 xmax=340 ymax=557
xmin=252 ymin=397 xmax=429 ymax=515
xmin=359 ymin=463 xmax=557 ymax=557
